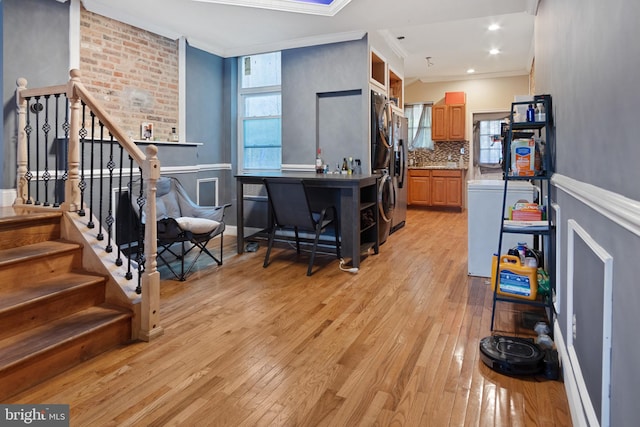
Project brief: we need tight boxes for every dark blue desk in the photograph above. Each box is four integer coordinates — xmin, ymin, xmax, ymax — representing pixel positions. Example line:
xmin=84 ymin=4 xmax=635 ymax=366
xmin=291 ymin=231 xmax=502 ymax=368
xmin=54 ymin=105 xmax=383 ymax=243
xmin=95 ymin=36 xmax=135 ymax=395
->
xmin=235 ymin=172 xmax=379 ymax=268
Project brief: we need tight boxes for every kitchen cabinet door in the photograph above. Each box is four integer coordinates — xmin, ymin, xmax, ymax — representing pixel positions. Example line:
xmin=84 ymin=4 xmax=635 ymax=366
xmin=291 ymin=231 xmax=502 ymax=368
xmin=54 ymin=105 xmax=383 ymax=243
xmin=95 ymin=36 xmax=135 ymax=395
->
xmin=431 ymin=103 xmax=466 ymax=141
xmin=448 ymin=104 xmax=466 ymax=141
xmin=431 ymin=170 xmax=463 ymax=209
xmin=445 ymin=176 xmax=462 ymax=206
xmin=431 ymin=176 xmax=448 ymax=206
xmin=431 ymin=105 xmax=448 ymax=141
xmin=408 ymin=170 xmax=430 ymax=206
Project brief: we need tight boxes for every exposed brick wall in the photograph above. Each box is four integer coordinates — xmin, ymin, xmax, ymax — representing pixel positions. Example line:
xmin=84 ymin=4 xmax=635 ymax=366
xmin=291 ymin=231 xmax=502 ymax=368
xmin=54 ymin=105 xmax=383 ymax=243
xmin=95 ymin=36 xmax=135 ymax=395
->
xmin=79 ymin=7 xmax=179 ymax=141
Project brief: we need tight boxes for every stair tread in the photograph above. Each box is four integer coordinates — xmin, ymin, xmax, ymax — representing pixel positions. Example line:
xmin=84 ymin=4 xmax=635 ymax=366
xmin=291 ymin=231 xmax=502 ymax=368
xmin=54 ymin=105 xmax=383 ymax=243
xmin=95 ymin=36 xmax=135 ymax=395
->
xmin=0 ymin=240 xmax=81 ymax=268
xmin=0 ymin=210 xmax=62 ymax=227
xmin=0 ymin=271 xmax=106 ymax=314
xmin=0 ymin=305 xmax=131 ymax=369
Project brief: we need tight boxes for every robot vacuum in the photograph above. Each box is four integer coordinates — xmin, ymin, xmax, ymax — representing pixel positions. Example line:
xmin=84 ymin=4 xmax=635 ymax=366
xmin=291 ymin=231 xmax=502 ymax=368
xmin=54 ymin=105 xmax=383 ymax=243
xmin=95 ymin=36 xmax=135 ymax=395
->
xmin=479 ymin=335 xmax=545 ymax=376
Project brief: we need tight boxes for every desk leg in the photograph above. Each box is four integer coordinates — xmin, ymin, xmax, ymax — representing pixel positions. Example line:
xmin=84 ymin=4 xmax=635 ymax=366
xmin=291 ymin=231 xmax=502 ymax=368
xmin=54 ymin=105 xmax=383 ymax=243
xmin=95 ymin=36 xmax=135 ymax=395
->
xmin=236 ymin=180 xmax=244 ymax=254
xmin=340 ymin=187 xmax=360 ymax=268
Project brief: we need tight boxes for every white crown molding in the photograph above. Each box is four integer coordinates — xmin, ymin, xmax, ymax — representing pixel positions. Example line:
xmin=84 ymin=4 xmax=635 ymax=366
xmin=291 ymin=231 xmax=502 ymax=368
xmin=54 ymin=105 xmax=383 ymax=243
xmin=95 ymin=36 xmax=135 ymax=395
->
xmin=418 ymin=69 xmax=529 ymax=84
xmin=378 ymin=29 xmax=408 ymax=60
xmin=223 ymin=30 xmax=366 ymax=58
xmin=552 ymin=173 xmax=640 ymax=238
xmin=526 ymin=0 xmax=540 ymax=15
xmin=82 ymin=0 xmax=184 ymax=41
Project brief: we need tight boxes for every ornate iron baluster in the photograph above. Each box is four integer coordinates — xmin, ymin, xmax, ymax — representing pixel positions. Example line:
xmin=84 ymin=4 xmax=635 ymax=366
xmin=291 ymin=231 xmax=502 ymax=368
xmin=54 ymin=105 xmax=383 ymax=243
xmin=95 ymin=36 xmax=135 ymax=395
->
xmin=53 ymin=94 xmax=61 ymax=207
xmin=33 ymin=96 xmax=41 ymax=205
xmin=115 ymin=144 xmax=125 ymax=267
xmin=24 ymin=97 xmax=33 ymax=204
xmin=78 ymin=102 xmax=87 ymax=216
xmin=62 ymin=97 xmax=69 ymax=191
xmin=87 ymin=111 xmax=96 ymax=229
xmin=96 ymin=120 xmax=105 ymax=240
xmin=135 ymin=171 xmax=146 ymax=294
xmin=105 ymin=134 xmax=116 ymax=253
xmin=42 ymin=95 xmax=52 ymax=206
xmin=125 ymin=155 xmax=134 ymax=281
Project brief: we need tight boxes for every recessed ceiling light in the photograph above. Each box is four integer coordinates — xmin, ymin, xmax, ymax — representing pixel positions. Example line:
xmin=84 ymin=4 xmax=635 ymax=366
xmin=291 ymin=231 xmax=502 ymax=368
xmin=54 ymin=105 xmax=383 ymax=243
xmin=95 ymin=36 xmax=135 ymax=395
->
xmin=488 ymin=24 xmax=500 ymax=31
xmin=490 ymin=48 xmax=500 ymax=55
xmin=467 ymin=68 xmax=475 ymax=74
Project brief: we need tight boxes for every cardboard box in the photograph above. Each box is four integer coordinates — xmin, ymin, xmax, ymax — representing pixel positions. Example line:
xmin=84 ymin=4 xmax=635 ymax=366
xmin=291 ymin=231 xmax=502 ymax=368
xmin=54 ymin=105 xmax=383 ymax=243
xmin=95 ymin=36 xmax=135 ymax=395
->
xmin=510 ymin=203 xmax=543 ymax=221
xmin=445 ymin=91 xmax=466 ymax=104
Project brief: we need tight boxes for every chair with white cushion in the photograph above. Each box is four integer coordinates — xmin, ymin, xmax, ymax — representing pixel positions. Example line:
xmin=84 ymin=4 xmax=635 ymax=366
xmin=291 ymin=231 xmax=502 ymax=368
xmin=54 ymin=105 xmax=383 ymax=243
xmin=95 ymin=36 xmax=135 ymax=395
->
xmin=135 ymin=176 xmax=230 ymax=281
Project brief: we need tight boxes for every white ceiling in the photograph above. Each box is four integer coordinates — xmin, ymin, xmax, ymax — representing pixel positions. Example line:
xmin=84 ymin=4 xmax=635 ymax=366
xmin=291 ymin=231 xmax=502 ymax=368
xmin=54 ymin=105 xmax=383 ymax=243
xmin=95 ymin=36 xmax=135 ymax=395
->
xmin=81 ymin=0 xmax=537 ymax=83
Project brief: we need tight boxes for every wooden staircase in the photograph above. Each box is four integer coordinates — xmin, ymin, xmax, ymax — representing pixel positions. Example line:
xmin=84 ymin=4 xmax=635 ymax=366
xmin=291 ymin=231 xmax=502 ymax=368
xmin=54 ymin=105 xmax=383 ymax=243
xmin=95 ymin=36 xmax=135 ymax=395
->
xmin=0 ymin=208 xmax=132 ymax=401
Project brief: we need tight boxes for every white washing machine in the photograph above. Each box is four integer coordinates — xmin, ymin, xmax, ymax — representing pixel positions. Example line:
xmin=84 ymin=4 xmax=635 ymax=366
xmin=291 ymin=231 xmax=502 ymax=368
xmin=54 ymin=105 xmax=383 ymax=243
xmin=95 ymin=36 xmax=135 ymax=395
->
xmin=467 ymin=180 xmax=536 ymax=277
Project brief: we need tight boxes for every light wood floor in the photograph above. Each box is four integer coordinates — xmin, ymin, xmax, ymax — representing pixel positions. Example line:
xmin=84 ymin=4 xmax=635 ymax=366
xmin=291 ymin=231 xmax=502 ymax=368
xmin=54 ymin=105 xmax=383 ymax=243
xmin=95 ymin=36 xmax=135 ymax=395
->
xmin=8 ymin=208 xmax=571 ymax=426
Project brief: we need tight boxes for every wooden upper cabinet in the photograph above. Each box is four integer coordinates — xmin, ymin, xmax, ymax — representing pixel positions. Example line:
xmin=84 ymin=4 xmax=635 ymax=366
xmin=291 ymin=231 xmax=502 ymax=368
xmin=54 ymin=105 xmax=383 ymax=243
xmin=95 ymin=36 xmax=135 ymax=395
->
xmin=448 ymin=104 xmax=466 ymax=141
xmin=388 ymin=68 xmax=403 ymax=110
xmin=370 ymin=50 xmax=386 ymax=89
xmin=431 ymin=104 xmax=448 ymax=141
xmin=431 ymin=103 xmax=466 ymax=141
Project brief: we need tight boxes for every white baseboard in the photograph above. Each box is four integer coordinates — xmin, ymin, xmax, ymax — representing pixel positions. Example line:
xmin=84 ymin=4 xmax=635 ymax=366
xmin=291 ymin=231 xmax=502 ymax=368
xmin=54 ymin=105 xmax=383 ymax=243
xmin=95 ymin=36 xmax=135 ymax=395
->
xmin=554 ymin=320 xmax=586 ymax=427
xmin=0 ymin=189 xmax=17 ymax=207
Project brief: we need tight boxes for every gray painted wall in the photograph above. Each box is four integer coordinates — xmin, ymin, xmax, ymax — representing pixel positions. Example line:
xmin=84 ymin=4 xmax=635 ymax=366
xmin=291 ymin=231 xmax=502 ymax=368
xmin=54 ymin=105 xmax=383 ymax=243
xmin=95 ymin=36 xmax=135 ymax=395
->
xmin=2 ymin=0 xmax=69 ymax=189
xmin=281 ymin=37 xmax=369 ymax=170
xmin=536 ymin=0 xmax=640 ymax=424
xmin=186 ymin=43 xmax=225 ymax=161
xmin=184 ymin=43 xmax=235 ymax=220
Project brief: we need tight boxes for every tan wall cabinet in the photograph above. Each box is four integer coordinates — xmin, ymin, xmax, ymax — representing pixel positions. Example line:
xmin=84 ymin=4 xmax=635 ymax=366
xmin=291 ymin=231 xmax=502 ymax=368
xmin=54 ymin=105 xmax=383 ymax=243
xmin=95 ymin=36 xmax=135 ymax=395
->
xmin=431 ymin=104 xmax=466 ymax=141
xmin=408 ymin=169 xmax=463 ymax=210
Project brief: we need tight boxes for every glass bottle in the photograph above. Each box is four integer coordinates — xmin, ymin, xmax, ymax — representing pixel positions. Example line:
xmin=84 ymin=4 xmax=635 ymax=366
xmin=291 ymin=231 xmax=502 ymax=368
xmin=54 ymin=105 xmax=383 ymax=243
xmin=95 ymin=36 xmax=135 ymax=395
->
xmin=526 ymin=104 xmax=535 ymax=122
xmin=316 ymin=148 xmax=324 ymax=173
xmin=536 ymin=103 xmax=546 ymax=122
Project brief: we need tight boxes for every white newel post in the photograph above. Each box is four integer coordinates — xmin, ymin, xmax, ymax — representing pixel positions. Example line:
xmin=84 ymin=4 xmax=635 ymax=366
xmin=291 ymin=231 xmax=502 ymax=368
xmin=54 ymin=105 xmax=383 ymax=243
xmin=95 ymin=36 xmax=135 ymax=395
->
xmin=139 ymin=144 xmax=163 ymax=341
xmin=15 ymin=78 xmax=28 ymax=205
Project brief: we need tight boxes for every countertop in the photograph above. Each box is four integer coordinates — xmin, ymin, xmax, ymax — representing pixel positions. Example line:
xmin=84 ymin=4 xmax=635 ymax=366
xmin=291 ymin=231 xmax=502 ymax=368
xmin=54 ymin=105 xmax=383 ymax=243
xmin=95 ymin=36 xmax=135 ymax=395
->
xmin=409 ymin=164 xmax=468 ymax=170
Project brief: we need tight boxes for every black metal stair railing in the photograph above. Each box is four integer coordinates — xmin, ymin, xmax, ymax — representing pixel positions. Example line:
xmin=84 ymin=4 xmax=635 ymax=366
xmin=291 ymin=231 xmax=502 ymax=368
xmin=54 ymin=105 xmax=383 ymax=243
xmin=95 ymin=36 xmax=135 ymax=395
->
xmin=19 ymin=92 xmax=146 ymax=292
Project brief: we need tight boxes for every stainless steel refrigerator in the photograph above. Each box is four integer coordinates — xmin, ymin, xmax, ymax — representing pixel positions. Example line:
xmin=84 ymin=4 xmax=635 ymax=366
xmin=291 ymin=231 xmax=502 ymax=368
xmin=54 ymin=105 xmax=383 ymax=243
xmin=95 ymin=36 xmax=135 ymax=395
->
xmin=390 ymin=112 xmax=408 ymax=233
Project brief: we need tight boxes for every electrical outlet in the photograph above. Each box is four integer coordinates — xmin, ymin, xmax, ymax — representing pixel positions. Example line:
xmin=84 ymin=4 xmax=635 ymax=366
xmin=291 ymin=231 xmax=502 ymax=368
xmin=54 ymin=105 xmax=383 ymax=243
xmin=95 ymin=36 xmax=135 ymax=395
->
xmin=460 ymin=147 xmax=465 ymax=154
xmin=572 ymin=313 xmax=577 ymax=340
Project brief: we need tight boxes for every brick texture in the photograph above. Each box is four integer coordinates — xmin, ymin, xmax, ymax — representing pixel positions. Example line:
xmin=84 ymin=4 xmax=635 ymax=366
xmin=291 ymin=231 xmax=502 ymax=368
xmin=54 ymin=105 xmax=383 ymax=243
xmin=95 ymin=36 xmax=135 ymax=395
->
xmin=79 ymin=7 xmax=179 ymax=142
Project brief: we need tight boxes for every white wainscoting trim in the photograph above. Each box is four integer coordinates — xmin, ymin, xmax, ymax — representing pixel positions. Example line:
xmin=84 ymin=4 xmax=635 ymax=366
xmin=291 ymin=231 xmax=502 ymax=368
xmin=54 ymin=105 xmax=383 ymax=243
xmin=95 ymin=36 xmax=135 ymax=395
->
xmin=552 ymin=202 xmax=561 ymax=314
xmin=552 ymin=174 xmax=640 ymax=237
xmin=565 ymin=219 xmax=613 ymax=427
xmin=197 ymin=163 xmax=233 ymax=172
xmin=554 ymin=320 xmax=587 ymax=427
xmin=197 ymin=177 xmax=219 ymax=206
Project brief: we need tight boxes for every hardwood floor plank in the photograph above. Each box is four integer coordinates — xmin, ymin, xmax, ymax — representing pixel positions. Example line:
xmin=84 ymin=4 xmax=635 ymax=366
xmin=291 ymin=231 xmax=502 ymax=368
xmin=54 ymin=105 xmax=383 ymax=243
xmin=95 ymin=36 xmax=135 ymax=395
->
xmin=7 ymin=208 xmax=571 ymax=426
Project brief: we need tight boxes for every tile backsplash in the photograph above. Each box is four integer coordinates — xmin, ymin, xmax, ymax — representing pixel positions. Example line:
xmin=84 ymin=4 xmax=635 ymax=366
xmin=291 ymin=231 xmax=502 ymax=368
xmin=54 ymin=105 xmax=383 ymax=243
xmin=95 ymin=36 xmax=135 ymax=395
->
xmin=408 ymin=141 xmax=470 ymax=167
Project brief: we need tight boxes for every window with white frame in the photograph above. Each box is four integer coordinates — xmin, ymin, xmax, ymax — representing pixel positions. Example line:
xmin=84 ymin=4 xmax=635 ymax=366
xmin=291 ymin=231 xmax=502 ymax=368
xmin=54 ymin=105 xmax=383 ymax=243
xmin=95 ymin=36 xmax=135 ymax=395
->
xmin=405 ymin=103 xmax=434 ymax=150
xmin=239 ymin=52 xmax=282 ymax=171
xmin=473 ymin=113 xmax=509 ymax=166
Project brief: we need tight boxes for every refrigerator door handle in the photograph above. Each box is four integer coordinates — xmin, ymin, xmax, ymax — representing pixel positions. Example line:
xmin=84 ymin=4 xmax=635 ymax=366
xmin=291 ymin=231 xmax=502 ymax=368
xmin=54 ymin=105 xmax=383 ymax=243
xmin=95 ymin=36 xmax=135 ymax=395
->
xmin=398 ymin=138 xmax=406 ymax=188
